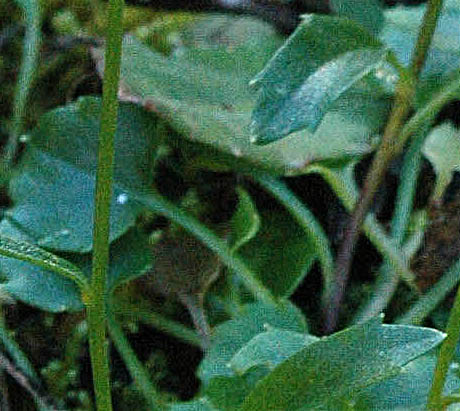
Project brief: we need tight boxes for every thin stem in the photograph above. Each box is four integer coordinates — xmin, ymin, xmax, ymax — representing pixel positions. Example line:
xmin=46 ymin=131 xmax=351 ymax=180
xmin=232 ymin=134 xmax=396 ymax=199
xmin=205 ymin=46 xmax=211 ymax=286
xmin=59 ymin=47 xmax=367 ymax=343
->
xmin=107 ymin=308 xmax=164 ymax=410
xmin=4 ymin=0 xmax=41 ymax=173
xmin=135 ymin=191 xmax=278 ymax=307
xmin=353 ymin=126 xmax=427 ymax=324
xmin=323 ymin=0 xmax=445 ymax=334
xmin=0 ymin=351 xmax=56 ymax=410
xmin=308 ymin=164 xmax=416 ymax=288
xmin=427 ymin=276 xmax=460 ymax=408
xmin=252 ymin=174 xmax=335 ymax=311
xmin=113 ymin=301 xmax=202 ymax=348
xmin=397 ymin=257 xmax=460 ymax=326
xmin=86 ymin=1 xmax=124 ymax=410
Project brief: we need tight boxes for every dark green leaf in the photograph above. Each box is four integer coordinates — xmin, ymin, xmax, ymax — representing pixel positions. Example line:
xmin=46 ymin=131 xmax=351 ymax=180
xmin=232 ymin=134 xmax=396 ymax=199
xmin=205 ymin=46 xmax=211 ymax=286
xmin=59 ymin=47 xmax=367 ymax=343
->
xmin=250 ymin=14 xmax=386 ymax=143
xmin=0 ymin=219 xmax=84 ymax=312
xmin=8 ymin=96 xmax=157 ymax=252
xmin=198 ymin=300 xmax=307 ymax=385
xmin=239 ymin=211 xmax=316 ymax=297
xmin=240 ymin=318 xmax=445 ymax=410
xmin=330 ymin=0 xmax=384 ymax=35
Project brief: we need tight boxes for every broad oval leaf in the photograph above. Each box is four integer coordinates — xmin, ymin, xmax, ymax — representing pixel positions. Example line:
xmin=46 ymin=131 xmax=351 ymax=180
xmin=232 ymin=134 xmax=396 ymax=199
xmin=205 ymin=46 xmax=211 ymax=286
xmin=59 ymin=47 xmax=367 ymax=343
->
xmin=91 ymin=16 xmax=390 ymax=176
xmin=8 ymin=96 xmax=158 ymax=252
xmin=240 ymin=317 xmax=445 ymax=410
xmin=249 ymin=14 xmax=387 ymax=144
xmin=355 ymin=354 xmax=460 ymax=410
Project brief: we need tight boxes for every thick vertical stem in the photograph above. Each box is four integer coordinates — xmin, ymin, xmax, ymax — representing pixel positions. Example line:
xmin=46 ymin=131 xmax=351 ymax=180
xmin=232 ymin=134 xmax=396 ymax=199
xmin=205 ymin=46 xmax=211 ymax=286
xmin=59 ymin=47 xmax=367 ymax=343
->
xmin=87 ymin=1 xmax=124 ymax=410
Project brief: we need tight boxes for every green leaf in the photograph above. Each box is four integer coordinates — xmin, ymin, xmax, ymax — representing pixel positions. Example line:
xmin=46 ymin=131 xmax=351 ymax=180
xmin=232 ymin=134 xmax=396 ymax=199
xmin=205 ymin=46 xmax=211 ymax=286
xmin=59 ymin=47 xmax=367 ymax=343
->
xmin=229 ymin=328 xmax=319 ymax=375
xmin=91 ymin=17 xmax=389 ymax=176
xmin=229 ymin=187 xmax=260 ymax=253
xmin=0 ymin=220 xmax=85 ymax=312
xmin=250 ymin=14 xmax=386 ymax=143
xmin=380 ymin=0 xmax=460 ymax=77
xmin=197 ymin=300 xmax=307 ymax=385
xmin=8 ymin=96 xmax=157 ymax=252
xmin=204 ymin=369 xmax=266 ymax=411
xmin=67 ymin=228 xmax=153 ymax=294
xmin=0 ymin=220 xmax=152 ymax=312
xmin=422 ymin=122 xmax=460 ymax=201
xmin=239 ymin=211 xmax=316 ymax=297
xmin=330 ymin=0 xmax=384 ymax=35
xmin=240 ymin=318 xmax=445 ymax=410
xmin=355 ymin=354 xmax=460 ymax=410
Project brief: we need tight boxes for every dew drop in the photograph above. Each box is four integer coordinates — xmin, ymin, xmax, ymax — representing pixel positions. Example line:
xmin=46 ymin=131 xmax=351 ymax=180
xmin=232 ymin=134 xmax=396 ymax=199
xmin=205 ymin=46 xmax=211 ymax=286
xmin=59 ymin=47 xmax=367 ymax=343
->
xmin=117 ymin=193 xmax=128 ymax=204
xmin=450 ymin=362 xmax=459 ymax=370
xmin=19 ymin=134 xmax=30 ymax=143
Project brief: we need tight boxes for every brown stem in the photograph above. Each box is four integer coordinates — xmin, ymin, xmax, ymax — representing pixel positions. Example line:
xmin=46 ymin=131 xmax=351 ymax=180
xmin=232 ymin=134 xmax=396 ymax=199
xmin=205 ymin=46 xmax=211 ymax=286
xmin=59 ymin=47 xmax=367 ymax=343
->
xmin=323 ymin=0 xmax=445 ymax=334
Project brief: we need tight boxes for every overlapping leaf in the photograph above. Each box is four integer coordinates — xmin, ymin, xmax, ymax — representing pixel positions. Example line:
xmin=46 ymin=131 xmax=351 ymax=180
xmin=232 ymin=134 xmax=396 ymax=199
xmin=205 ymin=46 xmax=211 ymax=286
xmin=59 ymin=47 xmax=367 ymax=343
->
xmin=197 ymin=300 xmax=307 ymax=385
xmin=0 ymin=219 xmax=153 ymax=312
xmin=249 ymin=14 xmax=387 ymax=143
xmin=8 ymin=96 xmax=158 ymax=252
xmin=240 ymin=318 xmax=445 ymax=410
xmin=91 ymin=15 xmax=390 ymax=175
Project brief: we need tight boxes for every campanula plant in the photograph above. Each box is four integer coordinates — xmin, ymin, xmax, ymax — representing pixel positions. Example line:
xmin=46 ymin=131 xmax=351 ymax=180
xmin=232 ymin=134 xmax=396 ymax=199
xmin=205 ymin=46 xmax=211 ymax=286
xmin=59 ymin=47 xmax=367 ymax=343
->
xmin=2 ymin=0 xmax=460 ymax=409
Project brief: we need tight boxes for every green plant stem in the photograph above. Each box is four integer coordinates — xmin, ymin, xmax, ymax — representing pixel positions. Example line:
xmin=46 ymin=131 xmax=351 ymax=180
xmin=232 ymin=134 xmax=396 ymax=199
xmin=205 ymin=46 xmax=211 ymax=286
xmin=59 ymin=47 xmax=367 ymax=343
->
xmin=4 ymin=0 xmax=41 ymax=173
xmin=353 ymin=126 xmax=427 ymax=324
xmin=87 ymin=1 xmax=124 ymax=410
xmin=252 ymin=174 xmax=335 ymax=311
xmin=427 ymin=272 xmax=460 ymax=408
xmin=135 ymin=190 xmax=278 ymax=307
xmin=324 ymin=0 xmax=445 ymax=334
xmin=397 ymin=257 xmax=460 ymax=326
xmin=107 ymin=308 xmax=164 ymax=410
xmin=113 ymin=301 xmax=202 ymax=348
xmin=308 ymin=164 xmax=416 ymax=288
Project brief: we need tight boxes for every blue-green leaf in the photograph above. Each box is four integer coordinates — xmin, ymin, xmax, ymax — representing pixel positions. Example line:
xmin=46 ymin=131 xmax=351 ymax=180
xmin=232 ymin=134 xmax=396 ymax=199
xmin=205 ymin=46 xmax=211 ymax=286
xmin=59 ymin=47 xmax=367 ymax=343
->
xmin=240 ymin=318 xmax=445 ymax=410
xmin=250 ymin=14 xmax=387 ymax=144
xmin=330 ymin=0 xmax=384 ymax=35
xmin=8 ymin=97 xmax=157 ymax=253
xmin=198 ymin=300 xmax=307 ymax=385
